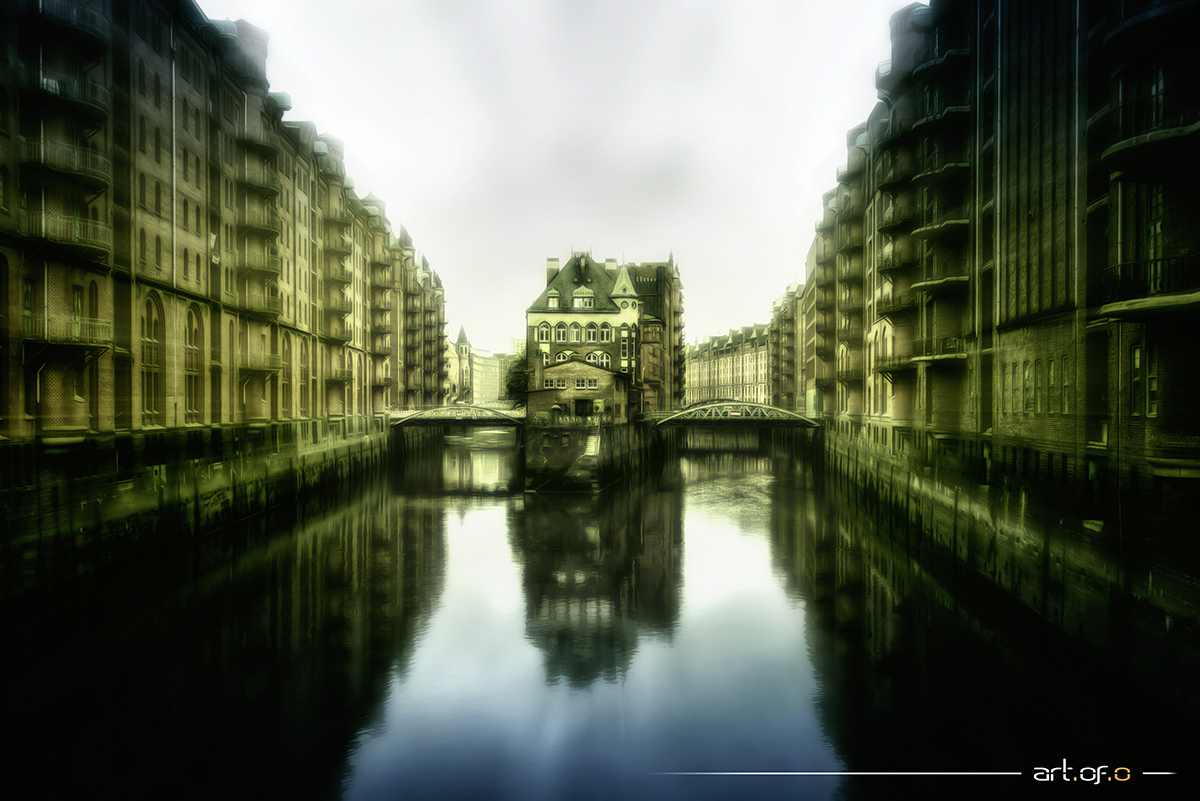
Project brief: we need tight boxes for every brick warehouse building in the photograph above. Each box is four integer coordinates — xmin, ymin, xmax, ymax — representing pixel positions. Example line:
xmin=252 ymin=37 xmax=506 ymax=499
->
xmin=0 ymin=2 xmax=448 ymax=479
xmin=805 ymin=0 xmax=1200 ymax=549
xmin=525 ymin=253 xmax=685 ymax=423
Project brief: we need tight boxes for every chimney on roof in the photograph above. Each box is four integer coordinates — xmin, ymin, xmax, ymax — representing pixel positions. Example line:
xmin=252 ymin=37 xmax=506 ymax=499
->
xmin=546 ymin=257 xmax=560 ymax=285
xmin=604 ymin=258 xmax=617 ymax=280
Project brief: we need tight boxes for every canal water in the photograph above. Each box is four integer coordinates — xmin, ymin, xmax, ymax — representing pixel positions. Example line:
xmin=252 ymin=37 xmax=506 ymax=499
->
xmin=4 ymin=429 xmax=1192 ymax=800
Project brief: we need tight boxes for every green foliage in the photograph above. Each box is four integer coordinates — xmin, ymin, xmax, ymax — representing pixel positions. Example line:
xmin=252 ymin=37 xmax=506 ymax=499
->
xmin=503 ymin=342 xmax=529 ymax=408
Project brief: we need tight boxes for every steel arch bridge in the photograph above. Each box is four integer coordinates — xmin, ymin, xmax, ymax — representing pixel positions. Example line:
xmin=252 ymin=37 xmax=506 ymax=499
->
xmin=391 ymin=405 xmax=525 ymax=427
xmin=649 ymin=402 xmax=820 ymax=428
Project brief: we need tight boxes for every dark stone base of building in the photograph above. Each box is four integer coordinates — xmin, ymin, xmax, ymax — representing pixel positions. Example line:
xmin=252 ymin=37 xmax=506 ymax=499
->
xmin=802 ymin=427 xmax=1200 ymax=720
xmin=0 ymin=420 xmax=438 ymax=606
xmin=524 ymin=423 xmax=677 ymax=493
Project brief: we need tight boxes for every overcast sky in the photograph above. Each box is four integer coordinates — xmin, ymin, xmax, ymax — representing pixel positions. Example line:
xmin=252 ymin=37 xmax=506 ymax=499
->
xmin=198 ymin=0 xmax=907 ymax=353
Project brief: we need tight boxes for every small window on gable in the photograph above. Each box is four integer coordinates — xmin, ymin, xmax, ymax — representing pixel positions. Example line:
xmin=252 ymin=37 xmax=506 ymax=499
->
xmin=544 ymin=379 xmax=553 ymax=389
xmin=556 ymin=351 xmax=569 ymax=362
xmin=556 ymin=379 xmax=567 ymax=389
xmin=575 ymin=379 xmax=586 ymax=389
xmin=587 ymin=379 xmax=598 ymax=389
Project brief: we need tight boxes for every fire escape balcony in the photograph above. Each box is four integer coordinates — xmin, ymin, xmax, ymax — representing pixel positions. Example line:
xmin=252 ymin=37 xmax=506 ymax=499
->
xmin=325 ymin=295 xmax=353 ymax=315
xmin=19 ymin=212 xmax=111 ymax=265
xmin=878 ymin=203 xmax=918 ymax=234
xmin=1100 ymin=255 xmax=1200 ymax=317
xmin=876 ymin=290 xmax=919 ymax=319
xmin=877 ymin=245 xmax=918 ymax=274
xmin=837 ymin=319 xmax=864 ymax=343
xmin=17 ymin=65 xmax=110 ymax=125
xmin=235 ymin=250 xmax=281 ymax=277
xmin=912 ymin=337 xmax=968 ymax=364
xmin=19 ymin=139 xmax=111 ymax=194
xmin=235 ymin=126 xmax=280 ymax=155
xmin=325 ymin=262 xmax=353 ymax=284
xmin=325 ymin=367 xmax=353 ymax=384
xmin=19 ymin=0 xmax=111 ymax=56
xmin=21 ymin=316 xmax=112 ymax=348
xmin=837 ymin=260 xmax=863 ymax=283
xmin=873 ymin=352 xmax=916 ymax=374
xmin=238 ymin=353 xmax=281 ymax=373
xmin=1101 ymin=97 xmax=1200 ymax=174
xmin=238 ymin=291 xmax=282 ymax=320
xmin=371 ymin=293 xmax=393 ymax=312
xmin=322 ymin=323 xmax=352 ymax=343
xmin=236 ymin=207 xmax=281 ymax=236
xmin=235 ymin=165 xmax=281 ymax=196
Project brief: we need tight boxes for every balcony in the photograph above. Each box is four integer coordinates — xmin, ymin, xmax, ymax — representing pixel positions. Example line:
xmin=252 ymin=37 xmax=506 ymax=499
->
xmin=235 ymin=126 xmax=280 ymax=154
xmin=815 ymin=211 xmax=836 ymax=234
xmin=325 ymin=234 xmax=353 ymax=255
xmin=371 ymin=293 xmax=394 ymax=312
xmin=370 ymin=341 xmax=393 ymax=357
xmin=815 ymin=343 xmax=834 ymax=361
xmin=874 ymin=353 xmax=916 ymax=373
xmin=20 ymin=0 xmax=111 ymax=54
xmin=815 ymin=375 xmax=836 ymax=389
xmin=837 ymin=367 xmax=864 ymax=383
xmin=372 ymin=375 xmax=394 ymax=387
xmin=371 ymin=318 xmax=391 ymax=334
xmin=239 ymin=353 xmax=281 ymax=373
xmin=372 ymin=267 xmax=392 ymax=287
xmin=878 ymin=203 xmax=918 ymax=233
xmin=877 ymin=245 xmax=918 ymax=273
xmin=19 ymin=212 xmax=111 ymax=263
xmin=19 ymin=139 xmax=111 ymax=193
xmin=912 ymin=337 xmax=968 ymax=364
xmin=325 ymin=208 xmax=353 ymax=227
xmin=325 ymin=262 xmax=352 ymax=284
xmin=237 ymin=207 xmax=281 ymax=236
xmin=837 ymin=227 xmax=864 ymax=254
xmin=814 ymin=318 xmax=833 ymax=336
xmin=837 ymin=319 xmax=863 ymax=343
xmin=837 ymin=161 xmax=864 ymax=185
xmin=238 ymin=292 xmax=282 ymax=320
xmin=1101 ymin=97 xmax=1200 ymax=174
xmin=879 ymin=160 xmax=915 ymax=191
xmin=325 ymin=368 xmax=353 ymax=383
xmin=912 ymin=206 xmax=970 ymax=240
xmin=1100 ymin=255 xmax=1200 ymax=317
xmin=235 ymin=165 xmax=281 ymax=196
xmin=325 ymin=295 xmax=353 ymax=315
xmin=912 ymin=264 xmax=970 ymax=295
xmin=17 ymin=65 xmax=110 ymax=124
xmin=913 ymin=46 xmax=971 ymax=78
xmin=234 ymin=250 xmax=281 ymax=276
xmin=876 ymin=291 xmax=919 ymax=318
xmin=1105 ymin=1 xmax=1200 ymax=55
xmin=21 ymin=316 xmax=112 ymax=347
xmin=837 ymin=260 xmax=863 ymax=283
xmin=323 ymin=323 xmax=352 ymax=343
xmin=912 ymin=95 xmax=971 ymax=132
xmin=815 ymin=246 xmax=835 ymax=268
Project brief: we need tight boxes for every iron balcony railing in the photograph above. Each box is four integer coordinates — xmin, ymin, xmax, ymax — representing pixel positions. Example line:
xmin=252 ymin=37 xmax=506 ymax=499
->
xmin=874 ymin=352 xmax=916 ymax=372
xmin=235 ymin=250 xmax=282 ymax=276
xmin=19 ymin=139 xmax=111 ymax=187
xmin=22 ymin=316 xmax=112 ymax=345
xmin=235 ymin=126 xmax=280 ymax=153
xmin=876 ymin=291 xmax=919 ymax=317
xmin=326 ymin=368 xmax=353 ymax=383
xmin=17 ymin=64 xmax=111 ymax=120
xmin=236 ymin=207 xmax=282 ymax=234
xmin=239 ymin=292 xmax=282 ymax=316
xmin=21 ymin=0 xmax=112 ymax=45
xmin=19 ymin=212 xmax=112 ymax=255
xmin=1104 ymin=255 xmax=1200 ymax=302
xmin=240 ymin=353 xmax=281 ymax=372
xmin=913 ymin=337 xmax=966 ymax=358
xmin=235 ymin=165 xmax=282 ymax=195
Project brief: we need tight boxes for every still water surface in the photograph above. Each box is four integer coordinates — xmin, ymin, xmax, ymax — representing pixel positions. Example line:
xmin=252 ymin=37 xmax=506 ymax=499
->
xmin=5 ymin=429 xmax=1191 ymax=800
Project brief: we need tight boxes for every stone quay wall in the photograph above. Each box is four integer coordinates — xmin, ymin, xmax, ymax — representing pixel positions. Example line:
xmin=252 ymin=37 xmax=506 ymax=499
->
xmin=524 ymin=423 xmax=677 ymax=492
xmin=0 ymin=418 xmax=437 ymax=605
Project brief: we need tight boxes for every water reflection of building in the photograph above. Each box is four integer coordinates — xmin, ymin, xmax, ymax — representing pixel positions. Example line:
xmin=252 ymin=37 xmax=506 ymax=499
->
xmin=442 ymin=429 xmax=519 ymax=494
xmin=9 ymin=489 xmax=446 ymax=799
xmin=768 ymin=479 xmax=1196 ymax=793
xmin=513 ymin=485 xmax=683 ymax=687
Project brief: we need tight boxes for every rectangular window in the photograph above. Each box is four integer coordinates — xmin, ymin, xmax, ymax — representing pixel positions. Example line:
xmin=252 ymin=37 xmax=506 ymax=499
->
xmin=620 ymin=339 xmax=629 ymax=359
xmin=1062 ymin=357 xmax=1070 ymax=414
xmin=1001 ymin=364 xmax=1007 ymax=414
xmin=1011 ymin=363 xmax=1018 ymax=414
xmin=587 ymin=379 xmax=598 ymax=389
xmin=575 ymin=379 xmax=586 ymax=389
xmin=1147 ymin=342 xmax=1158 ymax=416
xmin=1035 ymin=360 xmax=1042 ymax=413
xmin=544 ymin=379 xmax=553 ymax=389
xmin=556 ymin=379 xmax=566 ymax=389
xmin=1131 ymin=345 xmax=1143 ymax=416
xmin=1048 ymin=359 xmax=1057 ymax=414
xmin=1023 ymin=362 xmax=1031 ymax=413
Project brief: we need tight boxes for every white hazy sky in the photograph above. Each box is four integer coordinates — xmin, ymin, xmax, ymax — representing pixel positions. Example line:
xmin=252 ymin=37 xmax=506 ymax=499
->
xmin=198 ymin=0 xmax=909 ymax=353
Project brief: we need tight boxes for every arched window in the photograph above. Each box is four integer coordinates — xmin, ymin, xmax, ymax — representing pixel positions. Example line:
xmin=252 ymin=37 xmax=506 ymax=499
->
xmin=155 ymin=182 xmax=161 ymax=214
xmin=599 ymin=323 xmax=612 ymax=343
xmin=281 ymin=334 xmax=293 ymax=417
xmin=155 ymin=236 xmax=162 ymax=268
xmin=598 ymin=352 xmax=611 ymax=369
xmin=554 ymin=323 xmax=568 ymax=343
xmin=139 ymin=230 xmax=147 ymax=266
xmin=184 ymin=307 xmax=203 ymax=423
xmin=0 ymin=166 xmax=7 ymax=210
xmin=569 ymin=323 xmax=581 ymax=342
xmin=586 ymin=352 xmax=597 ymax=364
xmin=586 ymin=323 xmax=597 ymax=343
xmin=142 ymin=296 xmax=165 ymax=425
xmin=182 ymin=199 xmax=188 ymax=230
xmin=541 ymin=351 xmax=549 ymax=366
xmin=556 ymin=351 xmax=570 ymax=363
xmin=537 ymin=322 xmax=551 ymax=342
xmin=182 ymin=150 xmax=189 ymax=181
xmin=183 ymin=248 xmax=189 ymax=278
xmin=139 ymin=174 xmax=146 ymax=208
xmin=155 ymin=128 xmax=161 ymax=162
xmin=139 ymin=116 xmax=146 ymax=152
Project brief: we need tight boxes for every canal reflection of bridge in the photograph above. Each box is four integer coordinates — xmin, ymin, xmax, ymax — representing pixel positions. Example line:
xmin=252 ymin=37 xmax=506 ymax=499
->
xmin=391 ymin=401 xmax=820 ymax=430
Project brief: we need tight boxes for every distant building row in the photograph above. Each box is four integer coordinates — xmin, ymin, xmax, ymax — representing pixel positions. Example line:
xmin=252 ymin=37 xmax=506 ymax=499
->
xmin=0 ymin=1 xmax=449 ymax=458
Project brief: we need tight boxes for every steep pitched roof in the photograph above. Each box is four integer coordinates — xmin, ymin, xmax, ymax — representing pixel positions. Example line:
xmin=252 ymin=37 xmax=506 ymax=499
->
xmin=527 ymin=253 xmax=623 ymax=313
xmin=609 ymin=263 xmax=639 ymax=299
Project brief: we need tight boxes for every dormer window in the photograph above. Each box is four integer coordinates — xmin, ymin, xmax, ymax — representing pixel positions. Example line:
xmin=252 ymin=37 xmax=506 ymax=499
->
xmin=573 ymin=296 xmax=593 ymax=308
xmin=548 ymin=296 xmax=558 ymax=308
